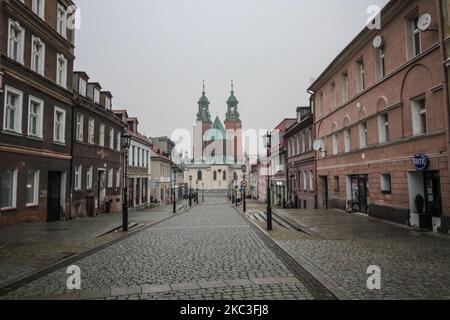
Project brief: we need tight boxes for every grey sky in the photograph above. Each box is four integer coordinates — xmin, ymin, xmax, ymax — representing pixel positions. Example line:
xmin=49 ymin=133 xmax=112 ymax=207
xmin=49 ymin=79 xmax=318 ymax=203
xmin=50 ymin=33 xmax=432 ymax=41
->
xmin=74 ymin=0 xmax=389 ymax=138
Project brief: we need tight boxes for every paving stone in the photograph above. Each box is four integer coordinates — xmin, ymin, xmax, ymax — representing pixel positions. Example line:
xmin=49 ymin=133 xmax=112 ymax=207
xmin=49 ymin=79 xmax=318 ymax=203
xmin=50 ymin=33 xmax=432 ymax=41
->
xmin=141 ymin=284 xmax=171 ymax=294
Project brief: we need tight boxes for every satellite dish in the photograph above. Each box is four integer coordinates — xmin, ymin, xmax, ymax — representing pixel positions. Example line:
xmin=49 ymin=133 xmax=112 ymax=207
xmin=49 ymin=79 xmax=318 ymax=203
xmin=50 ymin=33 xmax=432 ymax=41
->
xmin=313 ymin=139 xmax=323 ymax=151
xmin=418 ymin=13 xmax=432 ymax=32
xmin=372 ymin=35 xmax=383 ymax=49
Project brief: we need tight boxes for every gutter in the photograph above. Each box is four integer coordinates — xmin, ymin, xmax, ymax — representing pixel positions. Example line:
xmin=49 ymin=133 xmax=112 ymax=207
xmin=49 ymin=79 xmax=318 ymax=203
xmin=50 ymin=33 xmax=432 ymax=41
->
xmin=436 ymin=0 xmax=450 ymax=189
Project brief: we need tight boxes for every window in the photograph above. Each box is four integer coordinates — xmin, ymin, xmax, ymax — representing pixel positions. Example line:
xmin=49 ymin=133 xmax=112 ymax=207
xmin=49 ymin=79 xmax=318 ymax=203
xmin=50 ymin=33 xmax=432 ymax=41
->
xmin=137 ymin=148 xmax=141 ymax=167
xmin=407 ymin=16 xmax=421 ymax=59
xmin=132 ymin=146 xmax=135 ymax=166
xmin=79 ymin=78 xmax=87 ymax=96
xmin=32 ymin=0 xmax=45 ymax=19
xmin=213 ymin=171 xmax=217 ymax=181
xmin=57 ymin=4 xmax=67 ymax=38
xmin=31 ymin=36 xmax=45 ymax=75
xmin=109 ymin=128 xmax=114 ymax=149
xmin=375 ymin=47 xmax=386 ymax=80
xmin=53 ymin=107 xmax=66 ymax=143
xmin=116 ymin=132 xmax=121 ymax=151
xmin=105 ymin=97 xmax=112 ymax=110
xmin=56 ymin=54 xmax=67 ymax=88
xmin=28 ymin=96 xmax=44 ymax=138
xmin=331 ymin=82 xmax=337 ymax=109
xmin=303 ymin=171 xmax=308 ymax=191
xmin=94 ymin=89 xmax=100 ymax=104
xmin=86 ymin=166 xmax=93 ymax=190
xmin=74 ymin=165 xmax=82 ymax=191
xmin=412 ymin=98 xmax=427 ymax=136
xmin=319 ymin=93 xmax=324 ymax=115
xmin=344 ymin=128 xmax=351 ymax=153
xmin=380 ymin=174 xmax=392 ymax=194
xmin=99 ymin=123 xmax=105 ymax=147
xmin=8 ymin=20 xmax=25 ymax=64
xmin=75 ymin=113 xmax=84 ymax=141
xmin=342 ymin=72 xmax=349 ymax=102
xmin=378 ymin=113 xmax=390 ymax=143
xmin=356 ymin=58 xmax=365 ymax=93
xmin=116 ymin=169 xmax=121 ymax=188
xmin=309 ymin=171 xmax=314 ymax=192
xmin=26 ymin=170 xmax=39 ymax=206
xmin=359 ymin=123 xmax=367 ymax=149
xmin=108 ymin=169 xmax=113 ymax=188
xmin=223 ymin=170 xmax=227 ymax=181
xmin=88 ymin=118 xmax=95 ymax=144
xmin=3 ymin=86 xmax=23 ymax=134
xmin=1 ymin=169 xmax=17 ymax=210
xmin=334 ymin=176 xmax=340 ymax=192
xmin=332 ymin=133 xmax=338 ymax=155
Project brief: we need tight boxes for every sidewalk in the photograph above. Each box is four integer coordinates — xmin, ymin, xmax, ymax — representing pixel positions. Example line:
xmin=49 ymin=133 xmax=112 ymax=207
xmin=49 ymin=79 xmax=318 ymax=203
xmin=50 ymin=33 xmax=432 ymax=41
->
xmin=247 ymin=204 xmax=450 ymax=299
xmin=0 ymin=202 xmax=188 ymax=288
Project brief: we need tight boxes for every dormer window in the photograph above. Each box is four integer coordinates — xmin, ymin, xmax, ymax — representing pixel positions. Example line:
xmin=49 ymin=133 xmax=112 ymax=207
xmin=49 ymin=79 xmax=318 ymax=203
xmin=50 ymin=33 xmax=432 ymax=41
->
xmin=78 ymin=78 xmax=87 ymax=96
xmin=105 ymin=96 xmax=112 ymax=110
xmin=94 ymin=89 xmax=100 ymax=104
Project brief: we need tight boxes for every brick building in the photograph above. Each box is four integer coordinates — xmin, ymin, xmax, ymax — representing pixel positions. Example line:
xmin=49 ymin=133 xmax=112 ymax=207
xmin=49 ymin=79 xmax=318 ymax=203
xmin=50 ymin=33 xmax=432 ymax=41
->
xmin=0 ymin=0 xmax=75 ymax=225
xmin=71 ymin=72 xmax=125 ymax=218
xmin=269 ymin=118 xmax=296 ymax=207
xmin=285 ymin=107 xmax=315 ymax=209
xmin=113 ymin=110 xmax=152 ymax=210
xmin=309 ymin=0 xmax=450 ymax=232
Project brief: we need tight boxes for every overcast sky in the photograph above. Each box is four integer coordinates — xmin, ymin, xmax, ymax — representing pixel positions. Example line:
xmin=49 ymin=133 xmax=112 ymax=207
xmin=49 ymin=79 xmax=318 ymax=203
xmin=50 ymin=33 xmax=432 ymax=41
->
xmin=74 ymin=0 xmax=389 ymax=138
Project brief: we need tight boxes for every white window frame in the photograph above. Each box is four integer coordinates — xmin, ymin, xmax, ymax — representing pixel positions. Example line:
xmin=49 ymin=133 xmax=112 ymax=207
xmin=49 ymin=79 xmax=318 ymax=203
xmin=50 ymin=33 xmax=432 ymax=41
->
xmin=31 ymin=36 xmax=46 ymax=76
xmin=108 ymin=168 xmax=113 ymax=188
xmin=53 ymin=106 xmax=66 ymax=144
xmin=78 ymin=78 xmax=87 ymax=96
xmin=28 ymin=96 xmax=44 ymax=139
xmin=378 ymin=113 xmax=390 ymax=143
xmin=94 ymin=89 xmax=100 ymax=104
xmin=86 ymin=166 xmax=93 ymax=190
xmin=359 ymin=123 xmax=367 ymax=149
xmin=342 ymin=72 xmax=349 ymax=102
xmin=332 ymin=133 xmax=338 ymax=155
xmin=356 ymin=59 xmax=365 ymax=93
xmin=26 ymin=169 xmax=40 ymax=207
xmin=412 ymin=98 xmax=427 ymax=136
xmin=344 ymin=128 xmax=351 ymax=153
xmin=375 ymin=47 xmax=385 ymax=81
xmin=309 ymin=171 xmax=314 ymax=192
xmin=99 ymin=123 xmax=105 ymax=147
xmin=7 ymin=20 xmax=25 ymax=64
xmin=380 ymin=174 xmax=392 ymax=194
xmin=76 ymin=113 xmax=84 ymax=142
xmin=88 ymin=118 xmax=95 ymax=144
xmin=116 ymin=169 xmax=121 ymax=188
xmin=57 ymin=4 xmax=67 ymax=39
xmin=56 ymin=54 xmax=67 ymax=88
xmin=303 ymin=171 xmax=308 ymax=191
xmin=117 ymin=132 xmax=121 ymax=151
xmin=3 ymin=86 xmax=23 ymax=134
xmin=109 ymin=128 xmax=114 ymax=149
xmin=32 ymin=0 xmax=45 ymax=20
xmin=1 ymin=169 xmax=18 ymax=210
xmin=74 ymin=165 xmax=82 ymax=191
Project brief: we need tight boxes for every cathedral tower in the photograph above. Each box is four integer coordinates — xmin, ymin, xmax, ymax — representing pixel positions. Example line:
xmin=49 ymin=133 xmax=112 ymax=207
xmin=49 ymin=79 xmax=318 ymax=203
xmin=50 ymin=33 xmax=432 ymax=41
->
xmin=224 ymin=80 xmax=243 ymax=164
xmin=193 ymin=81 xmax=212 ymax=162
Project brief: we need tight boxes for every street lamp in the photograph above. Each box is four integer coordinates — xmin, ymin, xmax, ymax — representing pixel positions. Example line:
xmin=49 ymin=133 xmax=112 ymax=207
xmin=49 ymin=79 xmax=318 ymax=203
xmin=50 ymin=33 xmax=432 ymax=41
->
xmin=121 ymin=131 xmax=132 ymax=232
xmin=189 ymin=175 xmax=193 ymax=207
xmin=264 ymin=132 xmax=273 ymax=231
xmin=172 ymin=165 xmax=177 ymax=214
xmin=196 ymin=180 xmax=199 ymax=204
xmin=202 ymin=182 xmax=205 ymax=203
xmin=241 ymin=164 xmax=247 ymax=213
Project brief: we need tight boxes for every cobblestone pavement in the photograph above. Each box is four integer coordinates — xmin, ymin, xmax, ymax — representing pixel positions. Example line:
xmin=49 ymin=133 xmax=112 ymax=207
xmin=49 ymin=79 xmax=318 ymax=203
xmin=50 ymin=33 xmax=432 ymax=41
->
xmin=0 ymin=203 xmax=185 ymax=287
xmin=253 ymin=206 xmax=450 ymax=300
xmin=1 ymin=196 xmax=333 ymax=300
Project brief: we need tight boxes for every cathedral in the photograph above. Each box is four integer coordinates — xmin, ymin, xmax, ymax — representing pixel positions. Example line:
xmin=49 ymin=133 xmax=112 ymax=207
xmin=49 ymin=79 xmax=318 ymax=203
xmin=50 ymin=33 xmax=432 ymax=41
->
xmin=183 ymin=82 xmax=246 ymax=191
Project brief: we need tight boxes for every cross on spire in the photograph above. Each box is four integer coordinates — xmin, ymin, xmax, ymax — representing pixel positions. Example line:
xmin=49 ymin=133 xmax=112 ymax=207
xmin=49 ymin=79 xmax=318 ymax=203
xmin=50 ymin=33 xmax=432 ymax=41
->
xmin=202 ymin=80 xmax=206 ymax=95
xmin=231 ymin=79 xmax=234 ymax=94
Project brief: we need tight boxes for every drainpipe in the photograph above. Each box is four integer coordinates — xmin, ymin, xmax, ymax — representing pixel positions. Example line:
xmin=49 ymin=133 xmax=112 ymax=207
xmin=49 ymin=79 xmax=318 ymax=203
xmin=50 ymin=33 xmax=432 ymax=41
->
xmin=436 ymin=0 xmax=450 ymax=186
xmin=307 ymin=89 xmax=318 ymax=209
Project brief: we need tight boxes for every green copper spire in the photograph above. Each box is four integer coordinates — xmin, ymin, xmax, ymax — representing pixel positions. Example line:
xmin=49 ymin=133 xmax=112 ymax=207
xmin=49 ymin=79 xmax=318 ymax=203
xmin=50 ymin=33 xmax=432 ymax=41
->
xmin=226 ymin=79 xmax=240 ymax=121
xmin=197 ymin=80 xmax=211 ymax=122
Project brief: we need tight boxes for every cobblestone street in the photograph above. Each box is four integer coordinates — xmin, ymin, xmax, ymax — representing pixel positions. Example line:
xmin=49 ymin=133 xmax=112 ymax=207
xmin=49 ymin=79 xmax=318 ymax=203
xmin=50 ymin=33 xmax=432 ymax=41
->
xmin=0 ymin=196 xmax=334 ymax=300
xmin=2 ymin=196 xmax=450 ymax=300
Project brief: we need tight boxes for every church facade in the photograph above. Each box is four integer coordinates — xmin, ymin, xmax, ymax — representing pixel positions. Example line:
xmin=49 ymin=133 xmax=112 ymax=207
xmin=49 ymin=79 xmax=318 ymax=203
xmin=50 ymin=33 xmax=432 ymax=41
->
xmin=183 ymin=83 xmax=246 ymax=192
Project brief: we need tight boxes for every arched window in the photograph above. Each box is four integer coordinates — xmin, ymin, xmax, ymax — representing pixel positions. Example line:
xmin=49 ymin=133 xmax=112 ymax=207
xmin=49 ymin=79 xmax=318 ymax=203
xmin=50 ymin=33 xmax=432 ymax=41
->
xmin=223 ymin=171 xmax=226 ymax=181
xmin=213 ymin=171 xmax=217 ymax=181
xmin=197 ymin=170 xmax=203 ymax=181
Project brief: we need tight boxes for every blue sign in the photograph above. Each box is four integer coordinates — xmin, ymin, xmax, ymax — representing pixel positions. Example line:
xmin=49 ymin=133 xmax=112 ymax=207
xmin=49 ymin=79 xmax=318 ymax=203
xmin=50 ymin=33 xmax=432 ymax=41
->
xmin=412 ymin=153 xmax=429 ymax=171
